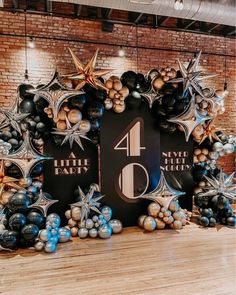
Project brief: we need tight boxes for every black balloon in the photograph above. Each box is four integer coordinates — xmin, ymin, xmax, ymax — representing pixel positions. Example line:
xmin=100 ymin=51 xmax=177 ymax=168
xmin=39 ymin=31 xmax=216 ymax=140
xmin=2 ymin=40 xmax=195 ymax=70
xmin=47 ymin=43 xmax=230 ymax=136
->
xmin=198 ymin=216 xmax=209 ymax=227
xmin=0 ymin=230 xmax=19 ymax=250
xmin=90 ymin=119 xmax=100 ymax=131
xmin=70 ymin=95 xmax=86 ymax=109
xmin=31 ymin=163 xmax=44 ymax=177
xmin=8 ymin=193 xmax=30 ymax=213
xmin=194 ymin=193 xmax=209 ymax=208
xmin=21 ymin=224 xmax=39 ymax=241
xmin=8 ymin=213 xmax=27 ymax=231
xmin=226 ymin=216 xmax=236 ymax=227
xmin=18 ymin=83 xmax=35 ymax=99
xmin=126 ymin=95 xmax=142 ymax=109
xmin=192 ymin=166 xmax=208 ymax=182
xmin=26 ymin=210 xmax=45 ymax=229
xmin=121 ymin=71 xmax=137 ymax=90
xmin=209 ymin=217 xmax=217 ymax=227
xmin=87 ymin=102 xmax=104 ymax=119
xmin=19 ymin=98 xmax=36 ymax=115
xmin=6 ymin=164 xmax=22 ymax=178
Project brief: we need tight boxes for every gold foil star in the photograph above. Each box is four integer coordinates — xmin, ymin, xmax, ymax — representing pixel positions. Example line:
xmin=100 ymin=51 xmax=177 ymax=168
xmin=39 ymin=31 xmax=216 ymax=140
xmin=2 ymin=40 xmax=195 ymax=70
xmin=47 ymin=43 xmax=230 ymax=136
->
xmin=63 ymin=48 xmax=111 ymax=91
xmin=140 ymin=171 xmax=185 ymax=208
xmin=199 ymin=119 xmax=221 ymax=144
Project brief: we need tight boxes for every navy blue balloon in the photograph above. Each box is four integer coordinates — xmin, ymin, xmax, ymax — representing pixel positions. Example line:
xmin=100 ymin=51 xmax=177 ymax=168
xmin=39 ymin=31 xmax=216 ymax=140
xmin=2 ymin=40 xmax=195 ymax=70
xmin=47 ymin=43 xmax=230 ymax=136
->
xmin=0 ymin=230 xmax=19 ymax=250
xmin=21 ymin=224 xmax=39 ymax=241
xmin=9 ymin=213 xmax=27 ymax=231
xmin=27 ymin=211 xmax=45 ymax=229
xmin=87 ymin=102 xmax=104 ymax=119
xmin=8 ymin=193 xmax=30 ymax=213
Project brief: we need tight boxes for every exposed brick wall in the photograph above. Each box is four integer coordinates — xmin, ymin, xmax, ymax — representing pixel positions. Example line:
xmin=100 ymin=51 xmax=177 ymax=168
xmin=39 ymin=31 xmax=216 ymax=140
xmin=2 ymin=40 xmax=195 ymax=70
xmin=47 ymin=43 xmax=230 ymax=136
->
xmin=0 ymin=10 xmax=235 ymax=173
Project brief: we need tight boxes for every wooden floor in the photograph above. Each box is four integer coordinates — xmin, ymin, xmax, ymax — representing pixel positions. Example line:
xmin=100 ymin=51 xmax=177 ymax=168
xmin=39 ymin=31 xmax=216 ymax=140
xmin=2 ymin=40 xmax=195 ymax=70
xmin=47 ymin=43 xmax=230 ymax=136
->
xmin=0 ymin=223 xmax=236 ymax=295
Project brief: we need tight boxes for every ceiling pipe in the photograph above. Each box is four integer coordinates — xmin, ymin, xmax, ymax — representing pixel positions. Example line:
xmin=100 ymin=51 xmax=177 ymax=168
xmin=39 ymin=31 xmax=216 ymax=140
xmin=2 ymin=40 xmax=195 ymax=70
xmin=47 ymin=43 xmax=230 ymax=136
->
xmin=50 ymin=0 xmax=236 ymax=26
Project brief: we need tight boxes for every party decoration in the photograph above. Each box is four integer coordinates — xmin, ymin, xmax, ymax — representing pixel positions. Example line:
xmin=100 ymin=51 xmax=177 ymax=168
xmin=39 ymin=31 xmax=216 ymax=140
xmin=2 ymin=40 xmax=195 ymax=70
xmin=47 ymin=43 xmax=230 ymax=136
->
xmin=141 ymin=89 xmax=162 ymax=108
xmin=63 ymin=48 xmax=111 ymax=91
xmin=0 ymin=131 xmax=52 ymax=178
xmin=169 ymin=51 xmax=216 ymax=97
xmin=29 ymin=189 xmax=59 ymax=217
xmin=0 ymin=139 xmax=12 ymax=155
xmin=168 ymin=98 xmax=210 ymax=142
xmin=70 ymin=185 xmax=104 ymax=221
xmin=33 ymin=71 xmax=83 ymax=119
xmin=140 ymin=171 xmax=185 ymax=208
xmin=65 ymin=184 xmax=122 ymax=239
xmin=51 ymin=117 xmax=90 ymax=150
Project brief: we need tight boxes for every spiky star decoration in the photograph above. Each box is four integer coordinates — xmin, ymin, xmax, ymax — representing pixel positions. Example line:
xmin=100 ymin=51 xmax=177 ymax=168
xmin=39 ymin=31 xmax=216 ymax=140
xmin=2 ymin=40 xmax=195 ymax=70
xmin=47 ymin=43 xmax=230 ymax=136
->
xmin=0 ymin=160 xmax=22 ymax=199
xmin=141 ymin=89 xmax=163 ymax=108
xmin=168 ymin=97 xmax=210 ymax=142
xmin=32 ymin=70 xmax=83 ymax=119
xmin=169 ymin=51 xmax=216 ymax=97
xmin=63 ymin=48 xmax=111 ymax=91
xmin=140 ymin=171 xmax=185 ymax=208
xmin=70 ymin=185 xmax=104 ymax=221
xmin=199 ymin=170 xmax=236 ymax=202
xmin=0 ymin=96 xmax=29 ymax=135
xmin=198 ymin=119 xmax=221 ymax=144
xmin=51 ymin=117 xmax=90 ymax=150
xmin=29 ymin=189 xmax=58 ymax=217
xmin=0 ymin=132 xmax=52 ymax=178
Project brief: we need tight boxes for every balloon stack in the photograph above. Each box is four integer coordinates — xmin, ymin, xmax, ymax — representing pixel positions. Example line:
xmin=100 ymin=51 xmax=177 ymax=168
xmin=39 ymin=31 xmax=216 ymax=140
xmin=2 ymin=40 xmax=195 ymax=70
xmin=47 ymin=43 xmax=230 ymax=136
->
xmin=65 ymin=184 xmax=123 ymax=239
xmin=138 ymin=200 xmax=191 ymax=231
xmin=34 ymin=213 xmax=71 ymax=253
xmin=194 ymin=170 xmax=236 ymax=228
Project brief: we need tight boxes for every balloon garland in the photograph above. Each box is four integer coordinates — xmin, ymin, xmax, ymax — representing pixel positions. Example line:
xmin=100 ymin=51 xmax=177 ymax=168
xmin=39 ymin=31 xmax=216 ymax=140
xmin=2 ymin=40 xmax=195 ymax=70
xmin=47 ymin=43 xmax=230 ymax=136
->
xmin=0 ymin=48 xmax=235 ymax=252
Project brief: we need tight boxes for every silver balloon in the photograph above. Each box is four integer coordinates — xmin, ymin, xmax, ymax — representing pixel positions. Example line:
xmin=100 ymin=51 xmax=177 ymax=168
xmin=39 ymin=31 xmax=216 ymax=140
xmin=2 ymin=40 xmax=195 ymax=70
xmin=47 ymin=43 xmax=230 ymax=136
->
xmin=0 ymin=139 xmax=12 ymax=155
xmin=85 ymin=219 xmax=94 ymax=229
xmin=51 ymin=228 xmax=58 ymax=236
xmin=78 ymin=228 xmax=88 ymax=239
xmin=39 ymin=229 xmax=52 ymax=242
xmin=92 ymin=215 xmax=99 ymax=223
xmin=98 ymin=224 xmax=112 ymax=239
xmin=49 ymin=235 xmax=59 ymax=244
xmin=109 ymin=219 xmax=123 ymax=234
xmin=89 ymin=228 xmax=98 ymax=238
xmin=34 ymin=241 xmax=45 ymax=251
xmin=137 ymin=215 xmax=147 ymax=228
xmin=71 ymin=207 xmax=81 ymax=221
xmin=44 ymin=241 xmax=57 ymax=253
xmin=78 ymin=220 xmax=86 ymax=229
xmin=212 ymin=142 xmax=223 ymax=152
xmin=46 ymin=213 xmax=61 ymax=228
xmin=209 ymin=151 xmax=219 ymax=160
xmin=32 ymin=180 xmax=43 ymax=190
xmin=223 ymin=143 xmax=235 ymax=154
xmin=101 ymin=206 xmax=112 ymax=222
xmin=58 ymin=227 xmax=71 ymax=243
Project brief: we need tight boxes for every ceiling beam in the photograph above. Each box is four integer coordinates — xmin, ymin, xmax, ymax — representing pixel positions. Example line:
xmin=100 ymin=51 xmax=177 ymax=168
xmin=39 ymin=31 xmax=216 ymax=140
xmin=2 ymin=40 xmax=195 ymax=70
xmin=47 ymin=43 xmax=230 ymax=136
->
xmin=184 ymin=20 xmax=196 ymax=29
xmin=159 ymin=16 xmax=169 ymax=26
xmin=74 ymin=4 xmax=82 ymax=16
xmin=134 ymin=13 xmax=143 ymax=24
xmin=208 ymin=23 xmax=221 ymax=32
xmin=227 ymin=28 xmax=236 ymax=36
xmin=45 ymin=0 xmax=52 ymax=13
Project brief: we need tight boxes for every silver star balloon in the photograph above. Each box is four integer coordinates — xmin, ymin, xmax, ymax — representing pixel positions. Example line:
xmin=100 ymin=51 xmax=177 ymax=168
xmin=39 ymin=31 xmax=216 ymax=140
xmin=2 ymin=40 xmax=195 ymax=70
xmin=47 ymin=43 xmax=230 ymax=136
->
xmin=0 ymin=131 xmax=52 ymax=178
xmin=29 ymin=189 xmax=59 ymax=217
xmin=169 ymin=51 xmax=216 ymax=97
xmin=199 ymin=170 xmax=236 ymax=201
xmin=0 ymin=96 xmax=29 ymax=135
xmin=51 ymin=117 xmax=90 ymax=150
xmin=32 ymin=70 xmax=84 ymax=119
xmin=168 ymin=97 xmax=210 ymax=142
xmin=70 ymin=185 xmax=104 ymax=221
xmin=141 ymin=89 xmax=163 ymax=108
xmin=140 ymin=171 xmax=185 ymax=208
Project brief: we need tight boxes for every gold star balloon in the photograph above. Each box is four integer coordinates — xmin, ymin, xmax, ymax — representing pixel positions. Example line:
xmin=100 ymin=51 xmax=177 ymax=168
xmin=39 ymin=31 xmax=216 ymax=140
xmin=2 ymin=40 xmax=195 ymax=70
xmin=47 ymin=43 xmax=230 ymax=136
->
xmin=168 ymin=97 xmax=211 ymax=142
xmin=0 ymin=132 xmax=52 ymax=178
xmin=32 ymin=70 xmax=83 ymax=119
xmin=199 ymin=170 xmax=236 ymax=201
xmin=0 ymin=96 xmax=29 ymax=135
xmin=70 ymin=185 xmax=104 ymax=222
xmin=29 ymin=189 xmax=58 ymax=217
xmin=169 ymin=51 xmax=216 ymax=97
xmin=51 ymin=117 xmax=91 ymax=150
xmin=199 ymin=119 xmax=221 ymax=144
xmin=140 ymin=171 xmax=185 ymax=208
xmin=63 ymin=48 xmax=111 ymax=91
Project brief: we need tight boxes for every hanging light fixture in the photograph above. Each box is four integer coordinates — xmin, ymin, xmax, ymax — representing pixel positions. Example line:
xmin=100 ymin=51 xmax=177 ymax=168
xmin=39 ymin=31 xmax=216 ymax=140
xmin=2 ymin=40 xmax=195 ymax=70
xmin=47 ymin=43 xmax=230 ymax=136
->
xmin=24 ymin=10 xmax=29 ymax=81
xmin=118 ymin=46 xmax=125 ymax=57
xmin=28 ymin=37 xmax=35 ymax=49
xmin=223 ymin=36 xmax=228 ymax=95
xmin=174 ymin=0 xmax=184 ymax=11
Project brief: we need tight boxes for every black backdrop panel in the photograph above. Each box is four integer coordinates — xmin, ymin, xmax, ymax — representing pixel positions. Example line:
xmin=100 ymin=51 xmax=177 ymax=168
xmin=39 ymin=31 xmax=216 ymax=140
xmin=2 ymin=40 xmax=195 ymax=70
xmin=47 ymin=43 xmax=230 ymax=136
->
xmin=43 ymin=137 xmax=99 ymax=225
xmin=100 ymin=103 xmax=161 ymax=227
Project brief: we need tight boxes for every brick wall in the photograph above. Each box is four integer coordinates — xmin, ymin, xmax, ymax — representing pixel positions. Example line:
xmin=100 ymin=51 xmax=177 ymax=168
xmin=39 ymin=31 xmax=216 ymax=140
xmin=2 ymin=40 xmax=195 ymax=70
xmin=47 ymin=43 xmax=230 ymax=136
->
xmin=0 ymin=10 xmax=235 ymax=173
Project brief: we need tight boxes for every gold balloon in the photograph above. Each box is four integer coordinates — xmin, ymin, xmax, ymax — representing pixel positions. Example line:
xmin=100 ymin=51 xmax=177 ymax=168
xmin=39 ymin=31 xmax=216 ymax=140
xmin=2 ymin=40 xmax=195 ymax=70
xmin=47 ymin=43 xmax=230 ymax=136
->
xmin=71 ymin=207 xmax=81 ymax=221
xmin=202 ymin=148 xmax=209 ymax=156
xmin=79 ymin=120 xmax=91 ymax=133
xmin=169 ymin=201 xmax=180 ymax=212
xmin=119 ymin=86 xmax=129 ymax=98
xmin=105 ymin=79 xmax=113 ymax=89
xmin=163 ymin=216 xmax=174 ymax=224
xmin=108 ymin=89 xmax=117 ymax=99
xmin=143 ymin=216 xmax=156 ymax=231
xmin=147 ymin=202 xmax=161 ymax=218
xmin=58 ymin=110 xmax=67 ymax=121
xmin=65 ymin=209 xmax=72 ymax=219
xmin=113 ymin=80 xmax=123 ymax=91
xmin=163 ymin=76 xmax=170 ymax=82
xmin=164 ymin=210 xmax=171 ymax=217
xmin=68 ymin=218 xmax=77 ymax=228
xmin=70 ymin=227 xmax=79 ymax=237
xmin=155 ymin=218 xmax=166 ymax=229
xmin=198 ymin=154 xmax=207 ymax=162
xmin=159 ymin=212 xmax=164 ymax=218
xmin=113 ymin=104 xmax=126 ymax=113
xmin=173 ymin=220 xmax=182 ymax=230
xmin=153 ymin=77 xmax=164 ymax=91
xmin=138 ymin=215 xmax=147 ymax=228
xmin=194 ymin=148 xmax=202 ymax=156
xmin=172 ymin=211 xmax=182 ymax=220
xmin=56 ymin=120 xmax=67 ymax=130
xmin=68 ymin=109 xmax=82 ymax=124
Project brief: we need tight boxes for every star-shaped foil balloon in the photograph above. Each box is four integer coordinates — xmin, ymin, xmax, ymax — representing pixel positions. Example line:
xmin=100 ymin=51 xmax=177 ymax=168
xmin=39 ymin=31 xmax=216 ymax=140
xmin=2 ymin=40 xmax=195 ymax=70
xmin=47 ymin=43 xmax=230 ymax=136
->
xmin=51 ymin=117 xmax=90 ymax=150
xmin=141 ymin=89 xmax=163 ymax=108
xmin=140 ymin=171 xmax=185 ymax=208
xmin=199 ymin=119 xmax=221 ymax=144
xmin=0 ymin=96 xmax=29 ymax=135
xmin=0 ymin=132 xmax=52 ymax=178
xmin=0 ymin=160 xmax=22 ymax=198
xmin=168 ymin=97 xmax=210 ymax=142
xmin=199 ymin=170 xmax=236 ymax=201
xmin=169 ymin=51 xmax=216 ymax=97
xmin=32 ymin=70 xmax=83 ymax=119
xmin=63 ymin=48 xmax=111 ymax=91
xmin=29 ymin=189 xmax=58 ymax=217
xmin=70 ymin=185 xmax=104 ymax=221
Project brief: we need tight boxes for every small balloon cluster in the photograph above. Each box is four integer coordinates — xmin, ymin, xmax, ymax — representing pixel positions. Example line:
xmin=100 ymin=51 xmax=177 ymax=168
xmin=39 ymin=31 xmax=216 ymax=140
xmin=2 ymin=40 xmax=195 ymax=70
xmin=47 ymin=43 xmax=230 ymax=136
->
xmin=194 ymin=170 xmax=236 ymax=228
xmin=34 ymin=213 xmax=71 ymax=253
xmin=138 ymin=200 xmax=191 ymax=231
xmin=65 ymin=184 xmax=123 ymax=239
